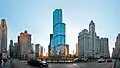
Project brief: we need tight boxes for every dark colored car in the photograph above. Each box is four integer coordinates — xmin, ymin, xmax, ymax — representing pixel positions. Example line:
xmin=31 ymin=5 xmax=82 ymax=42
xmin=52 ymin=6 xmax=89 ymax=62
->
xmin=11 ymin=58 xmax=14 ymax=60
xmin=107 ymin=59 xmax=112 ymax=62
xmin=27 ymin=58 xmax=48 ymax=68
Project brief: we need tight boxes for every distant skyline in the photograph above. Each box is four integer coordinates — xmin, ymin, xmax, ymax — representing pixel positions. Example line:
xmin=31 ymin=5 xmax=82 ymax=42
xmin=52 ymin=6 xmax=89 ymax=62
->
xmin=0 ymin=0 xmax=120 ymax=55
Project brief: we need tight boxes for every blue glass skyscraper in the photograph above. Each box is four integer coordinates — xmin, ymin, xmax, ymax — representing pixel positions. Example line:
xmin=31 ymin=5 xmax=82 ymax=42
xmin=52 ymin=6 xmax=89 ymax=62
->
xmin=51 ymin=9 xmax=66 ymax=56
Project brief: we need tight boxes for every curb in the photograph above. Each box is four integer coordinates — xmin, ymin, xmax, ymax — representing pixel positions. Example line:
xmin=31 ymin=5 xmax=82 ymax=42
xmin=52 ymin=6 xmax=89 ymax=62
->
xmin=112 ymin=60 xmax=116 ymax=68
xmin=10 ymin=60 xmax=14 ymax=68
xmin=48 ymin=62 xmax=74 ymax=64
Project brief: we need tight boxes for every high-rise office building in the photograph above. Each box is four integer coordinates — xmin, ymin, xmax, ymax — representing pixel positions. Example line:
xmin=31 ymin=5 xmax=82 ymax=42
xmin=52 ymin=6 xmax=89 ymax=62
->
xmin=9 ymin=40 xmax=14 ymax=58
xmin=51 ymin=9 xmax=66 ymax=56
xmin=89 ymin=20 xmax=95 ymax=54
xmin=18 ymin=30 xmax=31 ymax=59
xmin=65 ymin=44 xmax=69 ymax=56
xmin=39 ymin=45 xmax=43 ymax=57
xmin=76 ymin=43 xmax=78 ymax=57
xmin=0 ymin=21 xmax=2 ymax=54
xmin=0 ymin=19 xmax=8 ymax=59
xmin=112 ymin=47 xmax=115 ymax=58
xmin=17 ymin=36 xmax=21 ymax=58
xmin=35 ymin=44 xmax=40 ymax=58
xmin=1 ymin=19 xmax=7 ymax=53
xmin=95 ymin=36 xmax=100 ymax=53
xmin=48 ymin=34 xmax=53 ymax=57
xmin=14 ymin=43 xmax=18 ymax=58
xmin=78 ymin=20 xmax=109 ymax=58
xmin=112 ymin=34 xmax=120 ymax=58
xmin=100 ymin=38 xmax=109 ymax=58
xmin=78 ymin=29 xmax=89 ymax=58
xmin=115 ymin=34 xmax=120 ymax=50
xmin=61 ymin=44 xmax=69 ymax=57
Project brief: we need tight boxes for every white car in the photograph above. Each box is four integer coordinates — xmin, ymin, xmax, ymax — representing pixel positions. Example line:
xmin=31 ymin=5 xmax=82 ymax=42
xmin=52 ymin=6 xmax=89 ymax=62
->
xmin=97 ymin=58 xmax=105 ymax=63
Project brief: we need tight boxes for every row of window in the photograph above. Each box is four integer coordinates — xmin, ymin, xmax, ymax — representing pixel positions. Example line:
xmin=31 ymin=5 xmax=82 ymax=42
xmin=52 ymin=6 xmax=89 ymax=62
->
xmin=53 ymin=10 xmax=62 ymax=26
xmin=51 ymin=35 xmax=65 ymax=47
xmin=50 ymin=45 xmax=63 ymax=55
xmin=56 ymin=45 xmax=62 ymax=55
xmin=53 ymin=23 xmax=65 ymax=37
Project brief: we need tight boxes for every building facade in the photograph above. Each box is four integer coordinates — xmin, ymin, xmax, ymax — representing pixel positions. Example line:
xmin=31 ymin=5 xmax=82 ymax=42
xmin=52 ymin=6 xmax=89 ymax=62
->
xmin=9 ymin=40 xmax=14 ymax=58
xmin=48 ymin=34 xmax=53 ymax=57
xmin=65 ymin=44 xmax=69 ymax=56
xmin=100 ymin=38 xmax=109 ymax=58
xmin=112 ymin=34 xmax=120 ymax=58
xmin=89 ymin=21 xmax=95 ymax=54
xmin=0 ymin=22 xmax=2 ymax=53
xmin=95 ymin=36 xmax=100 ymax=53
xmin=18 ymin=30 xmax=32 ymax=59
xmin=61 ymin=44 xmax=69 ymax=58
xmin=0 ymin=19 xmax=7 ymax=54
xmin=35 ymin=44 xmax=40 ymax=58
xmin=13 ymin=43 xmax=19 ymax=58
xmin=39 ymin=46 xmax=43 ymax=57
xmin=112 ymin=47 xmax=116 ymax=58
xmin=78 ymin=20 xmax=109 ymax=58
xmin=51 ymin=9 xmax=66 ymax=56
xmin=115 ymin=34 xmax=120 ymax=50
xmin=78 ymin=29 xmax=89 ymax=58
xmin=76 ymin=43 xmax=78 ymax=57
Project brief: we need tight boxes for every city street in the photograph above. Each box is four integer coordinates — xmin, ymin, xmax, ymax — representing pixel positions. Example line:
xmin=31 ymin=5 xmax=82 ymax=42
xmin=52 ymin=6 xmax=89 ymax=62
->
xmin=49 ymin=62 xmax=114 ymax=68
xmin=11 ymin=59 xmax=115 ymax=68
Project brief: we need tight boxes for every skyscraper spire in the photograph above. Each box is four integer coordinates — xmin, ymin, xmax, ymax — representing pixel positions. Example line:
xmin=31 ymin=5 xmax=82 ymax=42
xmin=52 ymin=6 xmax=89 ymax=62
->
xmin=89 ymin=20 xmax=95 ymax=26
xmin=51 ymin=9 xmax=66 ymax=57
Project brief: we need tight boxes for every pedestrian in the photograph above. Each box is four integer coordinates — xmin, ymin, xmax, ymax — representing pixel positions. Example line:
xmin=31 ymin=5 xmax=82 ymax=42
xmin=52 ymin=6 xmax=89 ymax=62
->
xmin=1 ymin=59 xmax=4 ymax=67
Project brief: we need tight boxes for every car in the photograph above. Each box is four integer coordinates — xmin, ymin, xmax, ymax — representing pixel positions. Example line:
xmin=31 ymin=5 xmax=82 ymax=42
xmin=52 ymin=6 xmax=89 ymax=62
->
xmin=27 ymin=58 xmax=48 ymax=68
xmin=97 ymin=58 xmax=105 ymax=63
xmin=11 ymin=58 xmax=14 ymax=60
xmin=74 ymin=58 xmax=82 ymax=62
xmin=82 ymin=58 xmax=89 ymax=62
xmin=107 ymin=59 xmax=112 ymax=62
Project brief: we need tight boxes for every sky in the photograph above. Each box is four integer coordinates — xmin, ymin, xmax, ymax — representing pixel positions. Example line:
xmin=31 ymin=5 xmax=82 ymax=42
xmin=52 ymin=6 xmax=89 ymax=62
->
xmin=0 ymin=0 xmax=120 ymax=55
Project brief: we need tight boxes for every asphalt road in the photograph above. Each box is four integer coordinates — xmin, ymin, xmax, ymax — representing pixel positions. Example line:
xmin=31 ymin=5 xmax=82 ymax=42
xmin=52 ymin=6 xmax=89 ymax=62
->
xmin=12 ymin=59 xmax=38 ymax=68
xmin=49 ymin=62 xmax=114 ymax=68
xmin=12 ymin=59 xmax=114 ymax=68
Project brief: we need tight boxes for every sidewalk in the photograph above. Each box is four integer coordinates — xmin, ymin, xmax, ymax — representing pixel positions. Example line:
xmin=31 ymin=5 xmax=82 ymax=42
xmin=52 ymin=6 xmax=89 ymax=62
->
xmin=113 ymin=59 xmax=120 ymax=68
xmin=0 ymin=60 xmax=13 ymax=68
